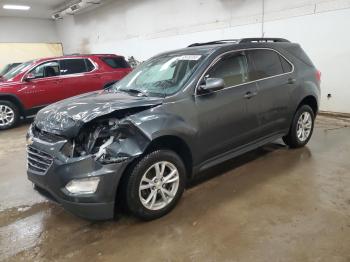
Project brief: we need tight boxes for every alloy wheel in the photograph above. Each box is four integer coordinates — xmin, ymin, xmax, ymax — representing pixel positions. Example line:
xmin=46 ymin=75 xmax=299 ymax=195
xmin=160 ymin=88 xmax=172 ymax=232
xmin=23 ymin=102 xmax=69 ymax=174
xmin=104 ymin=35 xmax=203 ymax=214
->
xmin=139 ymin=161 xmax=180 ymax=211
xmin=0 ymin=105 xmax=15 ymax=128
xmin=297 ymin=111 xmax=312 ymax=142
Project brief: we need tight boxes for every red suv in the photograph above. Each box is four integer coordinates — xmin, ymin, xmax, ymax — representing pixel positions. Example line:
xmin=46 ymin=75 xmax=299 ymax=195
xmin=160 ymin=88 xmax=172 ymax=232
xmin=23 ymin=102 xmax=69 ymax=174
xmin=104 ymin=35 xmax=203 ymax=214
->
xmin=0 ymin=54 xmax=132 ymax=130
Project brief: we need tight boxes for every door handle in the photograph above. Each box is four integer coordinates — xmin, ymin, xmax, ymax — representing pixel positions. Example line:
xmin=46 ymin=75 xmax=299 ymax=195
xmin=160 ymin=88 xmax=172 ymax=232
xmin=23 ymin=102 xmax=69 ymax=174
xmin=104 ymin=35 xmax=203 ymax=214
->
xmin=287 ymin=78 xmax=296 ymax=84
xmin=244 ymin=91 xmax=257 ymax=99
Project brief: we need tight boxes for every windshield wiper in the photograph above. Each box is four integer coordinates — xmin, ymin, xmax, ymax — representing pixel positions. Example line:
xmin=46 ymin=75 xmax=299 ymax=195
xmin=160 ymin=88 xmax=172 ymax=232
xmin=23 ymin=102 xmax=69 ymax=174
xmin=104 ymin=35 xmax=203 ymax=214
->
xmin=119 ymin=88 xmax=149 ymax=97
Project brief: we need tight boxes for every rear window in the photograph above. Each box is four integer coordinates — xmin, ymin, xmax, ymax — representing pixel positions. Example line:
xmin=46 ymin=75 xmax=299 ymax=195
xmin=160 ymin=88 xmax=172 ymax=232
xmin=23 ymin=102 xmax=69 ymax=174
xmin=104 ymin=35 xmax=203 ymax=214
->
xmin=247 ymin=49 xmax=284 ymax=80
xmin=279 ymin=55 xmax=293 ymax=73
xmin=284 ymin=45 xmax=314 ymax=67
xmin=101 ymin=57 xmax=130 ymax=69
xmin=85 ymin=59 xmax=95 ymax=71
xmin=60 ymin=59 xmax=94 ymax=75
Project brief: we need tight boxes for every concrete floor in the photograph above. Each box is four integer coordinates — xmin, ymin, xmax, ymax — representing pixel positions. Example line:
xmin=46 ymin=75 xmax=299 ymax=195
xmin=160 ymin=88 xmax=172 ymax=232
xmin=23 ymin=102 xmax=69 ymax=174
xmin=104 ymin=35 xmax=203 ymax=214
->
xmin=0 ymin=116 xmax=349 ymax=262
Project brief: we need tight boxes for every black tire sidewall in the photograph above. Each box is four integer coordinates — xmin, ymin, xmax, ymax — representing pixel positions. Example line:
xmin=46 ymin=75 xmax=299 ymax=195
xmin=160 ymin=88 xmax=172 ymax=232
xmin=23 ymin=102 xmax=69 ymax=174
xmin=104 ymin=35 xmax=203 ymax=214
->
xmin=289 ymin=105 xmax=315 ymax=147
xmin=0 ymin=100 xmax=19 ymax=130
xmin=125 ymin=150 xmax=186 ymax=220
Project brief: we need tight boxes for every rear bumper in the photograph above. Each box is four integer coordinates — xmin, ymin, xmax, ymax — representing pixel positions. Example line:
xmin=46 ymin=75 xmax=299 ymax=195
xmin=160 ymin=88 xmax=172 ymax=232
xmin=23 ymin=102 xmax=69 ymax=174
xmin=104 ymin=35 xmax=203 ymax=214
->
xmin=26 ymin=134 xmax=131 ymax=221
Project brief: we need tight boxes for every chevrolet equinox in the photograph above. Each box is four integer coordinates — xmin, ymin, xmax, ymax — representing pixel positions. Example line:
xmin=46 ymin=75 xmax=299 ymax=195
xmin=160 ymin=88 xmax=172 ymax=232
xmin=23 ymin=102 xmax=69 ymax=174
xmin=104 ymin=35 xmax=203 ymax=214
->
xmin=26 ymin=38 xmax=321 ymax=220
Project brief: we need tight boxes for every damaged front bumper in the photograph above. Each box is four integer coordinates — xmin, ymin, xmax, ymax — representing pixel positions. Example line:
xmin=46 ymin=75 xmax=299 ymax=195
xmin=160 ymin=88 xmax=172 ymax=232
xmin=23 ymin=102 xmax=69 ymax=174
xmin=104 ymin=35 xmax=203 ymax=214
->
xmin=26 ymin=126 xmax=132 ymax=220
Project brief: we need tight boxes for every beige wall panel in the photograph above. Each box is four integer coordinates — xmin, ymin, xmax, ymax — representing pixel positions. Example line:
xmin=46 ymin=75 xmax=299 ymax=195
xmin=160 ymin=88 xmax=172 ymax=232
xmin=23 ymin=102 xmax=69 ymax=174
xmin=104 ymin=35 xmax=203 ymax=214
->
xmin=0 ymin=43 xmax=63 ymax=68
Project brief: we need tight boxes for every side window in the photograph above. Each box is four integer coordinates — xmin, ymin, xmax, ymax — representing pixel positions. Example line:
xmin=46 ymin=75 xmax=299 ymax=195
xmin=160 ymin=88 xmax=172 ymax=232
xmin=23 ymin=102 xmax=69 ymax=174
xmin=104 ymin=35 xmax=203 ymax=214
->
xmin=248 ymin=49 xmax=284 ymax=80
xmin=101 ymin=57 xmax=130 ymax=69
xmin=206 ymin=53 xmax=249 ymax=87
xmin=60 ymin=59 xmax=87 ymax=75
xmin=279 ymin=55 xmax=293 ymax=73
xmin=30 ymin=61 xmax=60 ymax=79
xmin=85 ymin=59 xmax=95 ymax=72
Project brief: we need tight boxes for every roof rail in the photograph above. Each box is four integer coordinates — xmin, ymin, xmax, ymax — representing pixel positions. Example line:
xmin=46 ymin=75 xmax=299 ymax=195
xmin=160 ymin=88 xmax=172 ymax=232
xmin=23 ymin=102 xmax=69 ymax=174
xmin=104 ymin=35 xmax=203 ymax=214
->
xmin=238 ymin=38 xmax=290 ymax=43
xmin=188 ymin=39 xmax=239 ymax=47
xmin=187 ymin=38 xmax=290 ymax=47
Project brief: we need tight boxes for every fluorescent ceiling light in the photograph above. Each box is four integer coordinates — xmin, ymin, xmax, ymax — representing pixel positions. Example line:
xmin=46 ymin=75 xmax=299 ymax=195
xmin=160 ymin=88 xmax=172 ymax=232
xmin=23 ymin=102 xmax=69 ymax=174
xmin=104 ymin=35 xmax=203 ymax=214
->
xmin=3 ymin=5 xmax=31 ymax=10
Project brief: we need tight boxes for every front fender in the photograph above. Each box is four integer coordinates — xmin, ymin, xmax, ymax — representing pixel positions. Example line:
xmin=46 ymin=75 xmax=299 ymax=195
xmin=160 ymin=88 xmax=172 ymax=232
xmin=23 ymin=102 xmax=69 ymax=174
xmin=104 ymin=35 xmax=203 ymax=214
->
xmin=126 ymin=111 xmax=197 ymax=148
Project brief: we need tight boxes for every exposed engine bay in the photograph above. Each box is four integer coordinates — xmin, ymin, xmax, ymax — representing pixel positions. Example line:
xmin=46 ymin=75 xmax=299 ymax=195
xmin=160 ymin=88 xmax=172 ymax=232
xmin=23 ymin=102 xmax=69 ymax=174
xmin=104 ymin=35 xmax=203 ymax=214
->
xmin=58 ymin=115 xmax=150 ymax=164
xmin=72 ymin=118 xmax=120 ymax=159
xmin=31 ymin=91 xmax=164 ymax=165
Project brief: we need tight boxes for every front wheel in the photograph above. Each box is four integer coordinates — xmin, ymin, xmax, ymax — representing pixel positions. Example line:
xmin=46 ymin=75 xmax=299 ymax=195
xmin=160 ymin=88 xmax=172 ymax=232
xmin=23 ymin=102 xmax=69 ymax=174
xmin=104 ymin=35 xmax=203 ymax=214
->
xmin=283 ymin=105 xmax=315 ymax=148
xmin=0 ymin=100 xmax=19 ymax=130
xmin=124 ymin=150 xmax=186 ymax=220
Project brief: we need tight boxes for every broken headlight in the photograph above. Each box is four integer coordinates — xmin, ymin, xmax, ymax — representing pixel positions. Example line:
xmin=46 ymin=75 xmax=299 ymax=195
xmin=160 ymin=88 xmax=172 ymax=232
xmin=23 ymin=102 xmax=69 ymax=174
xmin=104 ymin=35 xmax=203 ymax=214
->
xmin=68 ymin=118 xmax=129 ymax=164
xmin=61 ymin=140 xmax=75 ymax=158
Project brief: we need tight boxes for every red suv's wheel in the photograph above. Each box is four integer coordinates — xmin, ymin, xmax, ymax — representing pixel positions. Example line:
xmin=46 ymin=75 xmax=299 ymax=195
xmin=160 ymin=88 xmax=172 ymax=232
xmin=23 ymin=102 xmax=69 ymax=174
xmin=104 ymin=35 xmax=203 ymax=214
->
xmin=0 ymin=100 xmax=19 ymax=130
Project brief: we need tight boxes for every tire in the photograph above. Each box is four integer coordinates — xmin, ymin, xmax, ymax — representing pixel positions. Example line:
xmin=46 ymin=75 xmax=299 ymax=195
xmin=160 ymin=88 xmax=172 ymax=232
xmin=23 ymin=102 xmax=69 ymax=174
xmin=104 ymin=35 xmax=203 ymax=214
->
xmin=283 ymin=105 xmax=315 ymax=148
xmin=124 ymin=150 xmax=186 ymax=220
xmin=0 ymin=100 xmax=19 ymax=130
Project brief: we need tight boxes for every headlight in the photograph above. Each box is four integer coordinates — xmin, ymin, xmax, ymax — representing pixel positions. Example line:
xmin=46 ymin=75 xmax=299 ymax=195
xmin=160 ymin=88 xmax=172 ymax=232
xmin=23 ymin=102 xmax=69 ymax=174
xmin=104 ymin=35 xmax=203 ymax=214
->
xmin=65 ymin=177 xmax=100 ymax=195
xmin=61 ymin=141 xmax=75 ymax=158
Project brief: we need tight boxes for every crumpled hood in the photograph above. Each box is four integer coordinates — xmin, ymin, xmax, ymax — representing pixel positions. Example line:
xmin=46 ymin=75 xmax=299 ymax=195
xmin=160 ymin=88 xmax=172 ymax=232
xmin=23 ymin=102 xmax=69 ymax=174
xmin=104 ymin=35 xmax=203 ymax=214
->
xmin=35 ymin=90 xmax=163 ymax=137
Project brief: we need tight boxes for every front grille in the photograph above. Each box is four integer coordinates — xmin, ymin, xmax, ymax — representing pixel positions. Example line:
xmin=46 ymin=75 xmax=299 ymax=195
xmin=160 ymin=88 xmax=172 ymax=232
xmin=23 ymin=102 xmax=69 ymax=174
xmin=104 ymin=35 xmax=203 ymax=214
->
xmin=27 ymin=146 xmax=53 ymax=174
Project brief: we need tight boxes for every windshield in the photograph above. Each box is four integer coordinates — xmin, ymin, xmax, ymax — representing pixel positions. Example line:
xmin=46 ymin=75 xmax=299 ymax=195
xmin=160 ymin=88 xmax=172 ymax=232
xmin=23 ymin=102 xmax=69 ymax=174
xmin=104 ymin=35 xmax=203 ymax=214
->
xmin=2 ymin=61 xmax=32 ymax=81
xmin=111 ymin=54 xmax=205 ymax=97
xmin=0 ymin=63 xmax=21 ymax=76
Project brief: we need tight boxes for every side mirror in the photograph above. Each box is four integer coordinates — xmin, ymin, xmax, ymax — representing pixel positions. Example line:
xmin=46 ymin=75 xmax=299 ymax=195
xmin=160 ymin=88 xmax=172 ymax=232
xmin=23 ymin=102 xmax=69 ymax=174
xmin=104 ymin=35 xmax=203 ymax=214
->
xmin=199 ymin=78 xmax=225 ymax=93
xmin=24 ymin=73 xmax=36 ymax=82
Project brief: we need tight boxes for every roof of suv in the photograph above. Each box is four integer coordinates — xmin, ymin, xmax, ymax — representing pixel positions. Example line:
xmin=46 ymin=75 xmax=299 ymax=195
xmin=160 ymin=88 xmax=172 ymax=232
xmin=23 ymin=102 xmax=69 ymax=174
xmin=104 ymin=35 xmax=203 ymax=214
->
xmin=156 ymin=38 xmax=296 ymax=58
xmin=33 ymin=54 xmax=125 ymax=64
xmin=187 ymin=38 xmax=290 ymax=47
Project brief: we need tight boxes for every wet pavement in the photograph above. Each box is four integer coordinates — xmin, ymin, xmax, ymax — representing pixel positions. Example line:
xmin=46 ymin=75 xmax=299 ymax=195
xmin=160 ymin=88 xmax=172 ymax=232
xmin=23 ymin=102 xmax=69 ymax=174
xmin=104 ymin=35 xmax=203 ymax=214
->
xmin=0 ymin=116 xmax=349 ymax=262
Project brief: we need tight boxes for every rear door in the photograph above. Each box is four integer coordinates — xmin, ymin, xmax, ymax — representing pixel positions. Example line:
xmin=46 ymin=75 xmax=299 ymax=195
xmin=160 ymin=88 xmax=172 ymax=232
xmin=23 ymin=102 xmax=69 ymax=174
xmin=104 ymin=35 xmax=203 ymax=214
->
xmin=58 ymin=58 xmax=101 ymax=99
xmin=246 ymin=49 xmax=295 ymax=136
xmin=21 ymin=60 xmax=62 ymax=108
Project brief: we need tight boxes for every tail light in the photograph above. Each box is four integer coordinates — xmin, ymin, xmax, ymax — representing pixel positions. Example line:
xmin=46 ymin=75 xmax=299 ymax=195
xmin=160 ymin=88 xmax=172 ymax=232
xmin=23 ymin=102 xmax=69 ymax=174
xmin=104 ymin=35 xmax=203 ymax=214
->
xmin=316 ymin=70 xmax=321 ymax=82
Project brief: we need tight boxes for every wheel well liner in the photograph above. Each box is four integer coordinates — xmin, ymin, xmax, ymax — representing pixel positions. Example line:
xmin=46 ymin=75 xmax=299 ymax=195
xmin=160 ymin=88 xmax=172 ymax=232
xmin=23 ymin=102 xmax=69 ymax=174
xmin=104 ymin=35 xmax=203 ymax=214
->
xmin=145 ymin=136 xmax=193 ymax=178
xmin=297 ymin=95 xmax=318 ymax=115
xmin=115 ymin=135 xmax=193 ymax=210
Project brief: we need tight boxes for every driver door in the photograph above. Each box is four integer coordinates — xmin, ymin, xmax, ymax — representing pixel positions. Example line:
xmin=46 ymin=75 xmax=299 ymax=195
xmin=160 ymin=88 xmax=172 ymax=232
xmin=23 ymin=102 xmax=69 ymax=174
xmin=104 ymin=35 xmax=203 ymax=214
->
xmin=195 ymin=51 xmax=259 ymax=164
xmin=21 ymin=61 xmax=62 ymax=109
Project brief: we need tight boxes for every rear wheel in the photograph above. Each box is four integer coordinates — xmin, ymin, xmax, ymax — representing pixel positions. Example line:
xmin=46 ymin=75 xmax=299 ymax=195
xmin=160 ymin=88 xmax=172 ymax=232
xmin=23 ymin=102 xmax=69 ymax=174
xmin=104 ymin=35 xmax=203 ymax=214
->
xmin=124 ymin=150 xmax=186 ymax=220
xmin=0 ymin=100 xmax=19 ymax=130
xmin=283 ymin=105 xmax=315 ymax=148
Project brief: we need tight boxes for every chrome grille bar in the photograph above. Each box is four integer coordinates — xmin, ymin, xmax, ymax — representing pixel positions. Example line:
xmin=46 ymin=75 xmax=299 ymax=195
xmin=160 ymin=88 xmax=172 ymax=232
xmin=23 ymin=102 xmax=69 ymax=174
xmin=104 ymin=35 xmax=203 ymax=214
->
xmin=27 ymin=146 xmax=53 ymax=175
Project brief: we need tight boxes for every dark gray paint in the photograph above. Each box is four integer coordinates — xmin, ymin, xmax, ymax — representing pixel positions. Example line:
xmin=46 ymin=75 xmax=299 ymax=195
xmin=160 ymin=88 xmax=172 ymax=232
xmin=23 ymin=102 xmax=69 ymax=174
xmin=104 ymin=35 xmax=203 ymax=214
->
xmin=34 ymin=42 xmax=320 ymax=171
xmin=27 ymin=41 xmax=320 ymax=220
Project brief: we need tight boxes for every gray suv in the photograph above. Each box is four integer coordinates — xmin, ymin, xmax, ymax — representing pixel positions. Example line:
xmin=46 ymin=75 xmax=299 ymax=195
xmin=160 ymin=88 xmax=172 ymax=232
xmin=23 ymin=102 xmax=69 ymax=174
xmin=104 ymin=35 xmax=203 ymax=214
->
xmin=27 ymin=38 xmax=321 ymax=220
